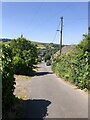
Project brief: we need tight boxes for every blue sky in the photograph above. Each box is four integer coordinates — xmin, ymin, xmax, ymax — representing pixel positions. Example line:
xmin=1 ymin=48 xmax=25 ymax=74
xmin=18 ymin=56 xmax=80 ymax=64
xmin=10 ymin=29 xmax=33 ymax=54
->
xmin=2 ymin=2 xmax=88 ymax=45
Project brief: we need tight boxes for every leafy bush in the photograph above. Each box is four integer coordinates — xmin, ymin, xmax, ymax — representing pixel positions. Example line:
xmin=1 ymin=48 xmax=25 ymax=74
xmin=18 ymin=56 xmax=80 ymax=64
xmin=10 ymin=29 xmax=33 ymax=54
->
xmin=1 ymin=43 xmax=15 ymax=118
xmin=37 ymin=57 xmax=42 ymax=63
xmin=9 ymin=36 xmax=38 ymax=75
xmin=52 ymin=34 xmax=90 ymax=90
xmin=1 ymin=36 xmax=38 ymax=118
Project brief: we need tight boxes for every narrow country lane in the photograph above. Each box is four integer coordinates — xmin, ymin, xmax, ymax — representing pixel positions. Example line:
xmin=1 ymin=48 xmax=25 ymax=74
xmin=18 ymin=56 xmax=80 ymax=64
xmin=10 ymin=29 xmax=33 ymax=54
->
xmin=23 ymin=62 xmax=88 ymax=118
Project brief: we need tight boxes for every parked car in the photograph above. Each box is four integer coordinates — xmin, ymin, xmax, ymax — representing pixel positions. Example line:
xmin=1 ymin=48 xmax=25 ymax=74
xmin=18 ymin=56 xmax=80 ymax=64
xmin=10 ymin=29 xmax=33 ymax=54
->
xmin=46 ymin=60 xmax=51 ymax=66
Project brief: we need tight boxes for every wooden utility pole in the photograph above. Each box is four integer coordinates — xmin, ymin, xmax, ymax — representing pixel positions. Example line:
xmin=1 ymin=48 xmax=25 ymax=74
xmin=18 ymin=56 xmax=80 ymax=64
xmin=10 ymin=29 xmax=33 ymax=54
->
xmin=60 ymin=17 xmax=63 ymax=54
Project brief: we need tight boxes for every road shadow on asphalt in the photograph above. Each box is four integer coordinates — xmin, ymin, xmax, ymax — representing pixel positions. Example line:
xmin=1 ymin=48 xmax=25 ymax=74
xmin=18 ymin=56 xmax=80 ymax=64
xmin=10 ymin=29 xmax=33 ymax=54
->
xmin=16 ymin=71 xmax=53 ymax=77
xmin=22 ymin=99 xmax=51 ymax=119
xmin=35 ymin=72 xmax=53 ymax=76
xmin=6 ymin=98 xmax=51 ymax=119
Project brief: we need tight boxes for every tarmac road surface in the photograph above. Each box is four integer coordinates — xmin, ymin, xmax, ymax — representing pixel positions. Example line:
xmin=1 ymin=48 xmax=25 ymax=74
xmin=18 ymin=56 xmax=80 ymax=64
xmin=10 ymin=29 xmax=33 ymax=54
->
xmin=24 ymin=62 xmax=88 ymax=119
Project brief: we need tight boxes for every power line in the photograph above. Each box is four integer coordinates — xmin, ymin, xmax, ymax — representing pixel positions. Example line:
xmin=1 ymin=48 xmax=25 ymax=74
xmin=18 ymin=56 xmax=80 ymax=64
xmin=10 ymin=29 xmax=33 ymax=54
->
xmin=50 ymin=4 xmax=83 ymax=44
xmin=45 ymin=4 xmax=73 ymax=24
xmin=51 ymin=17 xmax=87 ymax=43
xmin=30 ymin=3 xmax=77 ymax=43
xmin=51 ymin=22 xmax=60 ymax=43
xmin=52 ymin=31 xmax=57 ymax=43
xmin=29 ymin=3 xmax=87 ymax=44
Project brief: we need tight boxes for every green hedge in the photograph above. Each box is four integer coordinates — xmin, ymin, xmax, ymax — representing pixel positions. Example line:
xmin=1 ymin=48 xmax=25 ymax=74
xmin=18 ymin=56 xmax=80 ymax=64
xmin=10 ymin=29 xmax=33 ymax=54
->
xmin=9 ymin=37 xmax=38 ymax=75
xmin=52 ymin=34 xmax=90 ymax=90
xmin=1 ymin=36 xmax=38 ymax=118
xmin=1 ymin=43 xmax=15 ymax=118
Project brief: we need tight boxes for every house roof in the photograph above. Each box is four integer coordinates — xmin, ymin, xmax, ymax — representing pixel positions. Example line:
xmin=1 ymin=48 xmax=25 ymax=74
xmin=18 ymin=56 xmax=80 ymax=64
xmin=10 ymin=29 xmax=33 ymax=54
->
xmin=53 ymin=45 xmax=75 ymax=58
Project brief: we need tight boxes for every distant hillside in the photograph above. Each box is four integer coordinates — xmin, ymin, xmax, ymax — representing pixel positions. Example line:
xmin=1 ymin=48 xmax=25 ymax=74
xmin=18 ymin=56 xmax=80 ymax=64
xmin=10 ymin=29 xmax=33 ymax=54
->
xmin=0 ymin=38 xmax=11 ymax=42
xmin=31 ymin=41 xmax=60 ymax=49
xmin=0 ymin=38 xmax=59 ymax=48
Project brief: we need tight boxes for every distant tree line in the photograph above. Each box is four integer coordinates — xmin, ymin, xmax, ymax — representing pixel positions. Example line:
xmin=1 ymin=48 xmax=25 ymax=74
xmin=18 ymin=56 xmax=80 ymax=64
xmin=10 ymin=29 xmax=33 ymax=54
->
xmin=0 ymin=38 xmax=11 ymax=42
